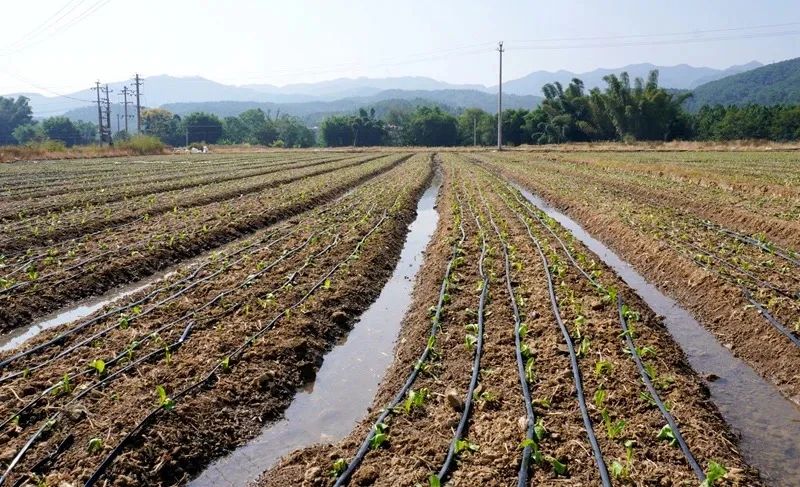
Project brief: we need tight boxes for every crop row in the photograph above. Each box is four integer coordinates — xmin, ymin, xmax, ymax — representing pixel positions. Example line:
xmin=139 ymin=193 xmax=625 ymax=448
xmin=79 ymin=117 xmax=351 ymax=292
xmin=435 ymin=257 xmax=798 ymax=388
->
xmin=0 ymin=153 xmax=381 ymax=250
xmin=268 ymin=154 xmax=755 ymax=486
xmin=478 ymin=152 xmax=800 ymax=401
xmin=0 ymin=152 xmax=345 ymax=219
xmin=0 ymin=153 xmax=410 ymax=331
xmin=0 ymin=153 xmax=433 ymax=486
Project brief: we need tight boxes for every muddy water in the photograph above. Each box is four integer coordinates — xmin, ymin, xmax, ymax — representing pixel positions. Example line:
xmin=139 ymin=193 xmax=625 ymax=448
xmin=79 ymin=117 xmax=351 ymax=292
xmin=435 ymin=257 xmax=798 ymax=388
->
xmin=190 ymin=173 xmax=443 ymax=487
xmin=515 ymin=185 xmax=800 ymax=487
xmin=0 ymin=268 xmax=177 ymax=352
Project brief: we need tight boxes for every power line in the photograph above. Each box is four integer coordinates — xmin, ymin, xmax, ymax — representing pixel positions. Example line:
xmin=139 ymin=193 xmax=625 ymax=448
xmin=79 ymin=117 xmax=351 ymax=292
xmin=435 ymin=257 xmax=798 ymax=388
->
xmin=510 ymin=21 xmax=800 ymax=44
xmin=0 ymin=0 xmax=112 ymax=56
xmin=508 ymin=30 xmax=800 ymax=51
xmin=1 ymin=0 xmax=86 ymax=51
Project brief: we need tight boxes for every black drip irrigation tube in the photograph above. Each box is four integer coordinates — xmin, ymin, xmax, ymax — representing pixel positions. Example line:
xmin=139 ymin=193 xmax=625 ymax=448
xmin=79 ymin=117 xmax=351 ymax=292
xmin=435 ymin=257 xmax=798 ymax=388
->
xmin=743 ymin=290 xmax=800 ymax=348
xmin=82 ymin=210 xmax=391 ymax=487
xmin=616 ymin=296 xmax=705 ymax=480
xmin=0 ymin=226 xmax=300 ymax=382
xmin=675 ymin=240 xmax=800 ymax=349
xmin=332 ymin=191 xmax=465 ymax=487
xmin=0 ymin=224 xmax=293 ymax=373
xmin=0 ymin=323 xmax=194 ymax=486
xmin=498 ymin=178 xmax=711 ymax=482
xmin=512 ymin=199 xmax=612 ymax=487
xmin=708 ymin=223 xmax=800 ymax=268
xmin=480 ymin=188 xmax=536 ymax=486
xmin=500 ymin=178 xmax=706 ymax=482
xmin=0 ymin=226 xmax=330 ymax=433
xmin=433 ymin=189 xmax=488 ymax=484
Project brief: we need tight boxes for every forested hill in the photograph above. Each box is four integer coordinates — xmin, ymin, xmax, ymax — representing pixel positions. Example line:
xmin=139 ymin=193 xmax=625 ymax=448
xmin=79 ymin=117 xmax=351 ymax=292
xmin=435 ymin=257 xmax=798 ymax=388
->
xmin=64 ymin=89 xmax=541 ymax=126
xmin=684 ymin=57 xmax=800 ymax=111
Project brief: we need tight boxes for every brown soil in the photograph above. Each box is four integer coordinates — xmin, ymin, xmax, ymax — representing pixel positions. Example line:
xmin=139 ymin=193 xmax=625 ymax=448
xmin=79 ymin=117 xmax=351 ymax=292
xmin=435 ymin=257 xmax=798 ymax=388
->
xmin=0 ymin=154 xmax=410 ymax=332
xmin=257 ymin=155 xmax=759 ymax=486
xmin=482 ymin=158 xmax=800 ymax=403
xmin=0 ymin=154 xmax=432 ymax=486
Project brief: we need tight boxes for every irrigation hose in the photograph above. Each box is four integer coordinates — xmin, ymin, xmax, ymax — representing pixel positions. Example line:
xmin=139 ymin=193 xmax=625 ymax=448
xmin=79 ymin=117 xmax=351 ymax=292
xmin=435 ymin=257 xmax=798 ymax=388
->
xmin=84 ymin=210 xmax=392 ymax=486
xmin=434 ymin=191 xmax=488 ymax=483
xmin=481 ymin=188 xmax=537 ymax=486
xmin=333 ymin=186 xmax=463 ymax=487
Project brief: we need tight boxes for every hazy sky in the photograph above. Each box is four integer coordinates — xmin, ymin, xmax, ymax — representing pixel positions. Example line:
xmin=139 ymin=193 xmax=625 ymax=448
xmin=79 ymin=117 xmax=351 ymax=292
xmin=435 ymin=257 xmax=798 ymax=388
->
xmin=1 ymin=0 xmax=798 ymax=95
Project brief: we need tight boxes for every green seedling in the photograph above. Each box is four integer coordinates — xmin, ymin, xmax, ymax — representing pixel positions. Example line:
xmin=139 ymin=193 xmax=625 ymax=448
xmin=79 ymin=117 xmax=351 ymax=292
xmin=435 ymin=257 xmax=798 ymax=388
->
xmin=520 ymin=437 xmax=543 ymax=465
xmin=525 ymin=357 xmax=536 ymax=383
xmin=532 ymin=397 xmax=551 ymax=409
xmin=601 ymin=410 xmax=626 ymax=439
xmin=118 ymin=315 xmax=130 ymax=330
xmin=465 ymin=333 xmax=477 ymax=350
xmin=220 ymin=356 xmax=231 ymax=372
xmin=534 ymin=417 xmax=547 ymax=441
xmin=454 ymin=439 xmax=479 ymax=454
xmin=369 ymin=423 xmax=388 ymax=450
xmin=577 ymin=337 xmax=591 ymax=357
xmin=611 ymin=461 xmax=626 ymax=479
xmin=330 ymin=458 xmax=347 ymax=477
xmin=89 ymin=359 xmax=105 ymax=376
xmin=403 ymin=388 xmax=428 ymax=414
xmin=621 ymin=304 xmax=640 ymax=322
xmin=657 ymin=424 xmax=677 ymax=447
xmin=428 ymin=474 xmax=441 ymax=487
xmin=87 ymin=437 xmax=103 ymax=454
xmin=546 ymin=455 xmax=567 ymax=475
xmin=701 ymin=461 xmax=728 ymax=487
xmin=323 ymin=278 xmax=332 ymax=290
xmin=53 ymin=374 xmax=72 ymax=396
xmin=594 ymin=388 xmax=607 ymax=409
xmin=595 ymin=360 xmax=613 ymax=376
xmin=156 ymin=385 xmax=175 ymax=411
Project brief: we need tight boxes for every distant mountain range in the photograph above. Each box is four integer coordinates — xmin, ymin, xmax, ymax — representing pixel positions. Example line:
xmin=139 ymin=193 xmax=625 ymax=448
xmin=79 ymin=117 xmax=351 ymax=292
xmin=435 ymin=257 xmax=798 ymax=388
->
xmin=62 ymin=89 xmax=540 ymax=127
xmin=498 ymin=61 xmax=763 ymax=95
xmin=4 ymin=59 xmax=793 ymax=124
xmin=683 ymin=57 xmax=800 ymax=111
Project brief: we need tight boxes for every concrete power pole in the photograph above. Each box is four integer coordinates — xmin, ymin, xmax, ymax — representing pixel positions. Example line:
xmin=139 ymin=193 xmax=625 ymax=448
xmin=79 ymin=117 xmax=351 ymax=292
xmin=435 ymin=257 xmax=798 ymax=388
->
xmin=133 ymin=73 xmax=143 ymax=133
xmin=92 ymin=81 xmax=105 ymax=144
xmin=102 ymin=84 xmax=112 ymax=146
xmin=120 ymin=86 xmax=133 ymax=134
xmin=497 ymin=41 xmax=504 ymax=151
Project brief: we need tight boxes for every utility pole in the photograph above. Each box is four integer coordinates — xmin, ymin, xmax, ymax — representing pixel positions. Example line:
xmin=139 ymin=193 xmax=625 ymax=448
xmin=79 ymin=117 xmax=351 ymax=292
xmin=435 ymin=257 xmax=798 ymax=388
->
xmin=116 ymin=113 xmax=120 ymax=133
xmin=497 ymin=41 xmax=504 ymax=151
xmin=120 ymin=86 xmax=133 ymax=134
xmin=92 ymin=81 xmax=105 ymax=144
xmin=133 ymin=73 xmax=143 ymax=133
xmin=102 ymin=84 xmax=112 ymax=146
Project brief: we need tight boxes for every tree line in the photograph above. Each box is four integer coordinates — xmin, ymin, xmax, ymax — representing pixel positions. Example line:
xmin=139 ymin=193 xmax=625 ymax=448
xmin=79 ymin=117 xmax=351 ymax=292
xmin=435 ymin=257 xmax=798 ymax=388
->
xmin=2 ymin=68 xmax=800 ymax=149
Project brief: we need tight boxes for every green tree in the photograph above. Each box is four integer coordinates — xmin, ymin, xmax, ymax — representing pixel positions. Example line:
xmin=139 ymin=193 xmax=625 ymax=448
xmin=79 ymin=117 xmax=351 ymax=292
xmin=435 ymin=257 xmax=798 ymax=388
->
xmin=403 ymin=106 xmax=458 ymax=146
xmin=142 ymin=108 xmax=183 ymax=145
xmin=75 ymin=120 xmax=98 ymax=144
xmin=41 ymin=116 xmax=80 ymax=147
xmin=0 ymin=96 xmax=33 ymax=145
xmin=457 ymin=108 xmax=495 ymax=146
xmin=274 ymin=114 xmax=314 ymax=147
xmin=320 ymin=109 xmax=386 ymax=147
xmin=183 ymin=112 xmax=223 ymax=144
xmin=12 ymin=123 xmax=45 ymax=144
xmin=238 ymin=108 xmax=277 ymax=145
xmin=221 ymin=116 xmax=248 ymax=144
